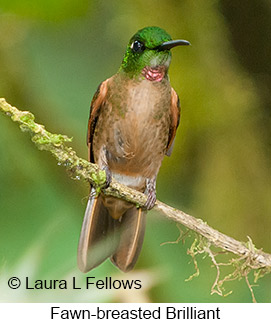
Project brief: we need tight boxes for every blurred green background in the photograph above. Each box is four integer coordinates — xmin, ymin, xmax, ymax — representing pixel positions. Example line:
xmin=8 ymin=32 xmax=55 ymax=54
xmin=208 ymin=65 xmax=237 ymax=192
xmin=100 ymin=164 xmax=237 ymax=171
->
xmin=0 ymin=0 xmax=270 ymax=302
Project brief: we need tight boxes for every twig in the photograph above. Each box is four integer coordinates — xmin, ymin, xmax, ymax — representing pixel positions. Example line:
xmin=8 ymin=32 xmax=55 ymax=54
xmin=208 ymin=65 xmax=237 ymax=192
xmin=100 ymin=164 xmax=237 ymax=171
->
xmin=244 ymin=272 xmax=257 ymax=303
xmin=205 ymin=246 xmax=223 ymax=296
xmin=1 ymin=98 xmax=271 ymax=275
xmin=160 ymin=223 xmax=189 ymax=246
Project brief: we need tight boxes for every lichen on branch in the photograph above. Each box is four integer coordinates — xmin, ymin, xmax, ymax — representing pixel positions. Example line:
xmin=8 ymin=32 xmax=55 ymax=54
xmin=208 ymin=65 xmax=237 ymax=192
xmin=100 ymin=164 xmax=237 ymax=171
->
xmin=1 ymin=98 xmax=271 ymax=301
xmin=0 ymin=98 xmax=107 ymax=189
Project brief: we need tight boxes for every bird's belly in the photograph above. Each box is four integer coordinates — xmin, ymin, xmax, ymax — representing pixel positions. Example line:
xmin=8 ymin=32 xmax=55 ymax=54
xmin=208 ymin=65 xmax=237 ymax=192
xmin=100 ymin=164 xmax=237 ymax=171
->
xmin=107 ymin=113 xmax=170 ymax=181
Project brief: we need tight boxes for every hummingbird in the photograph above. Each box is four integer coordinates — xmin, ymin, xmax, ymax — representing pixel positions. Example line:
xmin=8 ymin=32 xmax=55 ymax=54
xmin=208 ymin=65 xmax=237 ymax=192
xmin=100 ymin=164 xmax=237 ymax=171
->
xmin=77 ymin=26 xmax=190 ymax=273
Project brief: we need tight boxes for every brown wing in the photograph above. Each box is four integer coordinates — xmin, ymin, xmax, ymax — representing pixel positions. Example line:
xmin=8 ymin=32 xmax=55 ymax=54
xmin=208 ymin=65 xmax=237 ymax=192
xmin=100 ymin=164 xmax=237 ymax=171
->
xmin=87 ymin=79 xmax=109 ymax=162
xmin=166 ymin=88 xmax=180 ymax=156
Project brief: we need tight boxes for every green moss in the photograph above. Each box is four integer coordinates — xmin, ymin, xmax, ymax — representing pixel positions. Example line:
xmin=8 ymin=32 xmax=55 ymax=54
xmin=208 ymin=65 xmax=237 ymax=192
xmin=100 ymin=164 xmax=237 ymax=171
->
xmin=19 ymin=113 xmax=35 ymax=122
xmin=31 ymin=133 xmax=72 ymax=147
xmin=90 ymin=169 xmax=106 ymax=188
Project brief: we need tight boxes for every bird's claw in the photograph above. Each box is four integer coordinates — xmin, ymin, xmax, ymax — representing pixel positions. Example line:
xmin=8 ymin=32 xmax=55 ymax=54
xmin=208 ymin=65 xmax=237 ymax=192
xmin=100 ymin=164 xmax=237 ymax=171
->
xmin=144 ymin=190 xmax=156 ymax=210
xmin=102 ymin=165 xmax=112 ymax=188
xmin=144 ymin=178 xmax=157 ymax=210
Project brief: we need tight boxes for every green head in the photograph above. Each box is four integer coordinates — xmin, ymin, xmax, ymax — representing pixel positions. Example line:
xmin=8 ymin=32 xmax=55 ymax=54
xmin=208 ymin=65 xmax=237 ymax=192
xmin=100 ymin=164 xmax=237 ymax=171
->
xmin=120 ymin=26 xmax=190 ymax=81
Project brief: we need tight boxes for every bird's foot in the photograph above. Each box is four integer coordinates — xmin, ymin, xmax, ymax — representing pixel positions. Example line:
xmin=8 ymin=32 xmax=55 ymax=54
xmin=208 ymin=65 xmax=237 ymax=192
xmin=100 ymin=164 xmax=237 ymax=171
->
xmin=144 ymin=178 xmax=157 ymax=210
xmin=102 ymin=165 xmax=112 ymax=188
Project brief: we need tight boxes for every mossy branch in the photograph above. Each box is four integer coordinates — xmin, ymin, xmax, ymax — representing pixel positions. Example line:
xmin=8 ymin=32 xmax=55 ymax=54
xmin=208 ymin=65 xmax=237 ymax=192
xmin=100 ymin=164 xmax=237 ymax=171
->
xmin=1 ymin=98 xmax=271 ymax=301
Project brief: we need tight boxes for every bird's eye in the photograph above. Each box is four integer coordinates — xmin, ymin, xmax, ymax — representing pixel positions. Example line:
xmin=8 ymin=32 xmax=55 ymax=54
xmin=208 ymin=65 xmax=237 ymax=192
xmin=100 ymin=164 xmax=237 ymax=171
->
xmin=131 ymin=40 xmax=145 ymax=53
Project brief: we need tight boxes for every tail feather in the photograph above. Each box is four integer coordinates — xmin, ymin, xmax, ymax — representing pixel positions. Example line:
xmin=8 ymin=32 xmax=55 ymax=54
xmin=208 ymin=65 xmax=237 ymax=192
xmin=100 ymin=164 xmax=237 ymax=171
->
xmin=111 ymin=207 xmax=146 ymax=272
xmin=77 ymin=189 xmax=120 ymax=272
xmin=78 ymin=190 xmax=146 ymax=273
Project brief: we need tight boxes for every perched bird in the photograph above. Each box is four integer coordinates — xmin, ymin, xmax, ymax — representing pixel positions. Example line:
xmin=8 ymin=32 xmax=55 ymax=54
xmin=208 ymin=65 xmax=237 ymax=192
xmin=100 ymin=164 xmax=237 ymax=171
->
xmin=78 ymin=26 xmax=189 ymax=273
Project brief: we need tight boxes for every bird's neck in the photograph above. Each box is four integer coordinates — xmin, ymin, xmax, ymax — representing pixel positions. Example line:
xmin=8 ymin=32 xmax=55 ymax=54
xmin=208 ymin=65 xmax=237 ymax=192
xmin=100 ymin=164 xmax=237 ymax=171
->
xmin=141 ymin=65 xmax=167 ymax=82
xmin=119 ymin=65 xmax=168 ymax=82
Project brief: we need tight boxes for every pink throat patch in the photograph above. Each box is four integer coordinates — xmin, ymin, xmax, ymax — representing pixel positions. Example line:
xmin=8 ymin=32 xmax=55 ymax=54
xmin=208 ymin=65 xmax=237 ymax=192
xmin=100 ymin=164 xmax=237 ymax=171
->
xmin=142 ymin=66 xmax=166 ymax=82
